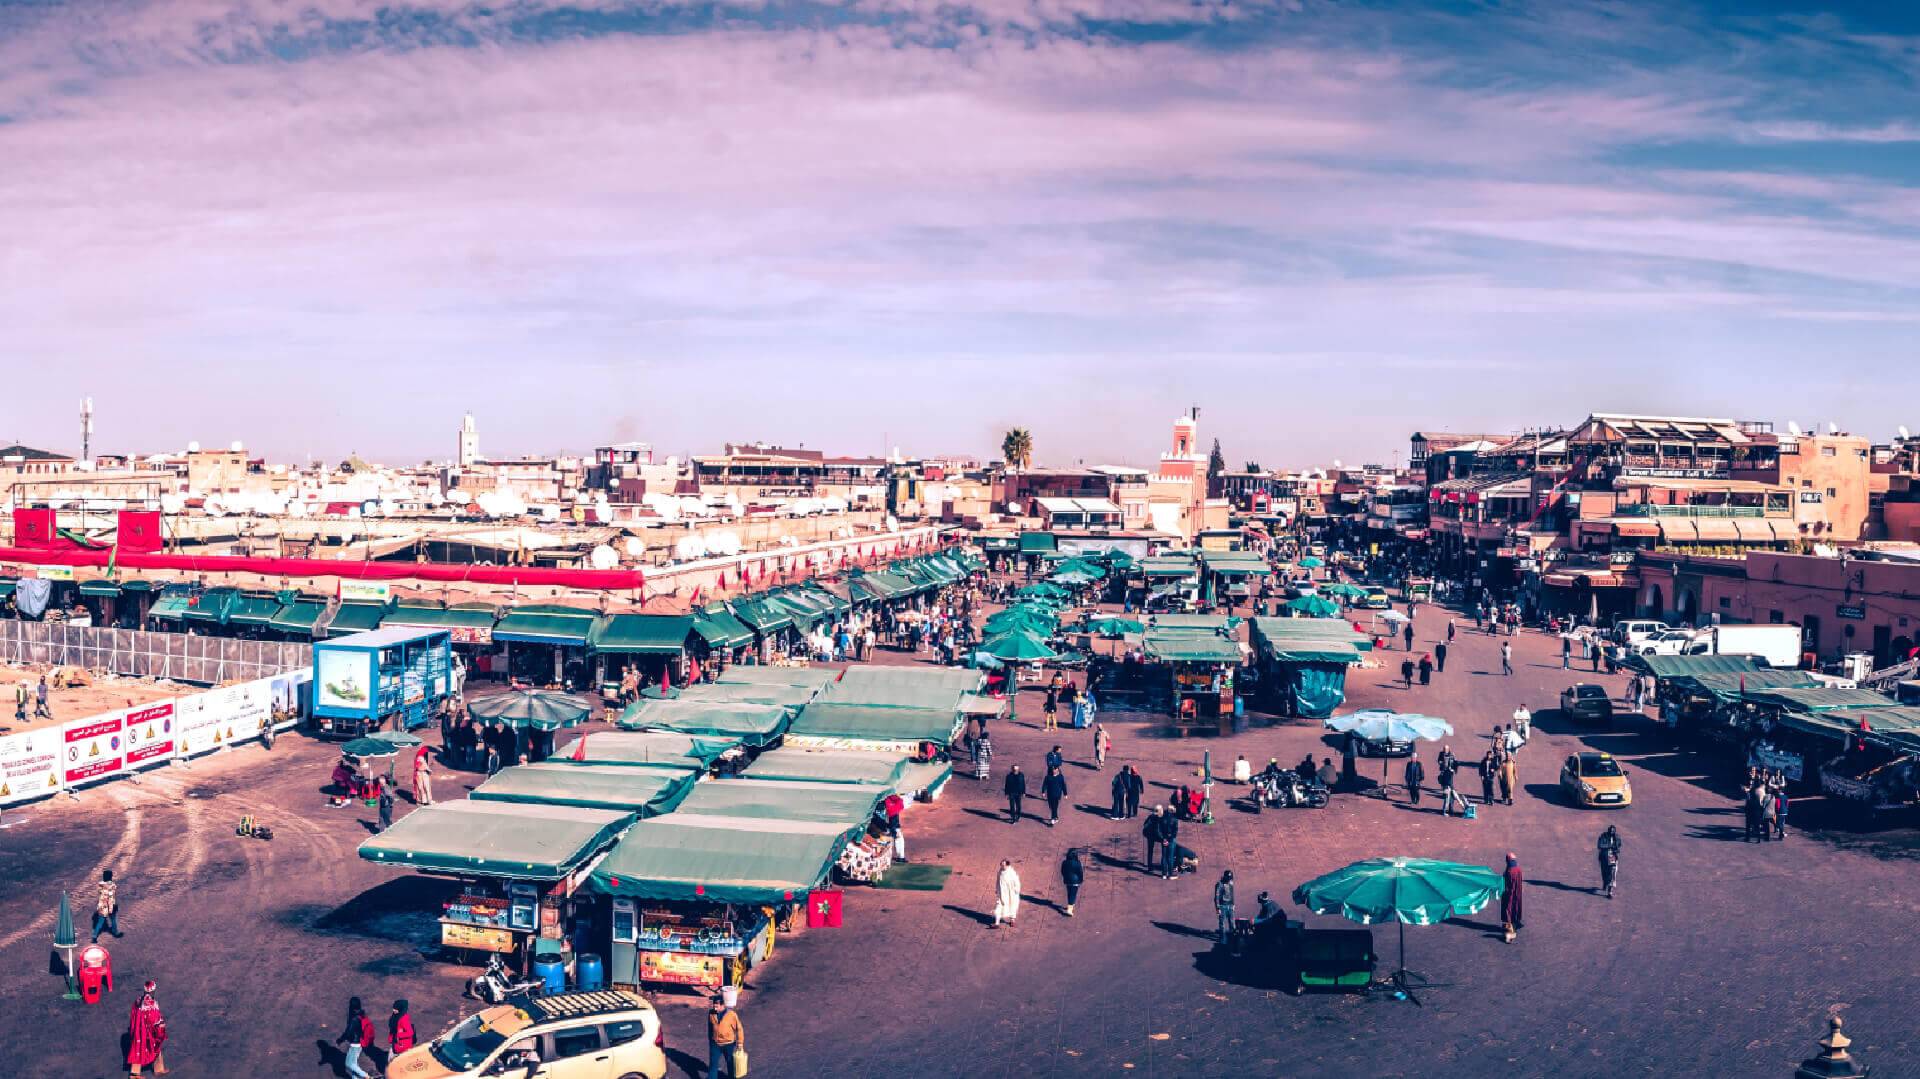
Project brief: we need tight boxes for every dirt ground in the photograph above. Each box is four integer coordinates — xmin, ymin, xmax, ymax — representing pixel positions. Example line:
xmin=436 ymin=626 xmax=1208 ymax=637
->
xmin=2 ymin=588 xmax=1918 ymax=1078
xmin=0 ymin=661 xmax=194 ymax=737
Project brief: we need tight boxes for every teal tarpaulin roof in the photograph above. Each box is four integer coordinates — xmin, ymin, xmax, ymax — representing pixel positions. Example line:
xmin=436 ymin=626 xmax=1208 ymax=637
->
xmin=715 ymin=666 xmax=842 ymax=691
xmin=1683 ymin=669 xmax=1818 ymax=703
xmin=1743 ymin=686 xmax=1902 ymax=714
xmin=555 ymin=731 xmax=737 ymax=770
xmin=692 ymin=608 xmax=755 ymax=648
xmin=226 ymin=593 xmax=286 ymax=626
xmin=588 ymin=816 xmax=851 ymax=904
xmin=819 ymin=666 xmax=983 ymax=710
xmin=616 ymin=699 xmax=793 ymax=746
xmin=746 ymin=747 xmax=911 ymax=785
xmin=268 ymin=598 xmax=327 ymax=634
xmin=1262 ymin=640 xmax=1362 ymax=664
xmin=1143 ymin=632 xmax=1244 ymax=664
xmin=674 ymin=777 xmax=885 ymax=830
xmin=76 ymin=579 xmax=121 ymax=597
xmin=1018 ymin=532 xmax=1058 ymax=553
xmin=787 ymin=702 xmax=964 ymax=745
xmin=326 ymin=601 xmax=389 ymax=637
xmin=358 ymin=800 xmax=631 ymax=880
xmin=670 ymin=682 xmax=820 ymax=710
xmin=470 ymin=763 xmax=698 ymax=816
xmin=1640 ymin=654 xmax=1765 ymax=681
xmin=589 ymin=614 xmax=694 ymax=655
xmin=183 ymin=587 xmax=239 ymax=622
xmin=493 ymin=609 xmax=596 ymax=645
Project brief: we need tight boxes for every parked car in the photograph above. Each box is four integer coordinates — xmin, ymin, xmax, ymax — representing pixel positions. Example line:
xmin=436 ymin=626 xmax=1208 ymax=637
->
xmin=1560 ymin=751 xmax=1633 ymax=808
xmin=388 ymin=990 xmax=667 ymax=1079
xmin=1613 ymin=620 xmax=1669 ymax=648
xmin=1361 ymin=588 xmax=1392 ymax=610
xmin=1559 ymin=683 xmax=1614 ymax=724
xmin=1287 ymin=578 xmax=1318 ymax=598
xmin=1631 ymin=630 xmax=1698 ymax=657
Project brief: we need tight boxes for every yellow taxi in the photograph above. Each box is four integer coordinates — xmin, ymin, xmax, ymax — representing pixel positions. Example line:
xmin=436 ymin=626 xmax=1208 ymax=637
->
xmin=387 ymin=990 xmax=667 ymax=1079
xmin=1559 ymin=751 xmax=1632 ymax=808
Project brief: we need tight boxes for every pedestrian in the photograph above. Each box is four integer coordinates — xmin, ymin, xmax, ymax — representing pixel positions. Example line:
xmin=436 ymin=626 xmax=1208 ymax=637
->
xmin=1125 ymin=765 xmax=1144 ymax=818
xmin=992 ymin=859 xmax=1021 ymax=927
xmin=1045 ymin=744 xmax=1064 ymax=773
xmin=1093 ymin=723 xmax=1110 ymax=768
xmin=1773 ymin=782 xmax=1790 ymax=841
xmin=13 ymin=680 xmax=26 ymax=722
xmin=1561 ymin=636 xmax=1571 ymax=669
xmin=1591 ymin=637 xmax=1602 ymax=672
xmin=972 ymin=728 xmax=994 ymax=781
xmin=1060 ymin=848 xmax=1084 ymax=917
xmin=91 ymin=869 xmax=122 ymax=942
xmin=1214 ymin=870 xmax=1236 ymax=943
xmin=1004 ymin=764 xmax=1027 ymax=823
xmin=412 ymin=748 xmax=433 ymax=807
xmin=1501 ymin=641 xmax=1513 ymax=676
xmin=127 ymin=980 xmax=168 ymax=1079
xmin=1108 ymin=767 xmax=1128 ymax=819
xmin=1478 ymin=752 xmax=1497 ymax=806
xmin=1498 ymin=753 xmax=1517 ymax=806
xmin=1042 ymin=684 xmax=1058 ymax=731
xmin=1159 ymin=806 xmax=1180 ymax=879
xmin=1143 ymin=807 xmax=1164 ymax=870
xmin=707 ymin=994 xmax=746 ymax=1077
xmin=1438 ymin=755 xmax=1466 ymax=816
xmin=1597 ymin=826 xmax=1621 ymax=898
xmin=1447 ymin=619 xmax=1457 ymax=644
xmin=1500 ymin=853 xmax=1525 ymax=942
xmin=376 ymin=778 xmax=395 ymax=832
xmin=35 ymin=675 xmax=51 ymax=719
xmin=1435 ymin=641 xmax=1448 ymax=673
xmin=337 ymin=996 xmax=376 ymax=1079
xmin=1511 ymin=705 xmax=1531 ymax=742
xmin=1400 ymin=658 xmax=1415 ymax=689
xmin=1042 ymin=766 xmax=1067 ymax=827
xmin=1402 ymin=623 xmax=1414 ymax=651
xmin=389 ymin=1000 xmax=415 ymax=1057
xmin=884 ymin=791 xmax=908 ymax=862
xmin=1403 ymin=755 xmax=1425 ymax=805
xmin=1418 ymin=654 xmax=1433 ymax=686
xmin=1755 ymin=781 xmax=1777 ymax=841
xmin=1341 ymin=732 xmax=1358 ymax=789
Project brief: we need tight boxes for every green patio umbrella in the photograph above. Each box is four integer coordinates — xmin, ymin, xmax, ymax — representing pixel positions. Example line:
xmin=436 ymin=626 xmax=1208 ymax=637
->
xmin=367 ymin=729 xmax=423 ymax=748
xmin=340 ymin=737 xmax=401 ymax=759
xmin=1293 ymin=856 xmax=1503 ymax=1003
xmin=1054 ymin=559 xmax=1106 ymax=578
xmin=54 ymin=892 xmax=79 ymax=999
xmin=468 ymin=688 xmax=596 ymax=731
xmin=1298 ymin=556 xmax=1325 ymax=569
xmin=980 ymin=631 xmax=1059 ymax=663
xmin=1013 ymin=583 xmax=1069 ymax=599
xmin=1285 ymin=594 xmax=1342 ymax=618
xmin=1321 ymin=582 xmax=1368 ymax=600
xmin=1087 ymin=616 xmax=1145 ymax=638
xmin=1050 ymin=570 xmax=1100 ymax=587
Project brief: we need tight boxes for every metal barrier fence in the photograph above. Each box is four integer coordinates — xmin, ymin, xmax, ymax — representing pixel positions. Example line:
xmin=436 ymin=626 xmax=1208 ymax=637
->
xmin=0 ymin=621 xmax=311 ymax=685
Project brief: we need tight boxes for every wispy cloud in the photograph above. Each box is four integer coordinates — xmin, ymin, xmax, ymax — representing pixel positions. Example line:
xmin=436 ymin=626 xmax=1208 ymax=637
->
xmin=1744 ymin=120 xmax=1920 ymax=143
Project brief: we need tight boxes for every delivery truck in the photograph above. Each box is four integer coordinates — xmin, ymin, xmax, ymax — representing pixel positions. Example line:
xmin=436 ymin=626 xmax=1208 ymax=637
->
xmin=1680 ymin=624 xmax=1802 ymax=669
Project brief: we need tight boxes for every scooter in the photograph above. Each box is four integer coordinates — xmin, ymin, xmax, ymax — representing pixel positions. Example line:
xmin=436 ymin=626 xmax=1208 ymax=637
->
xmin=467 ymin=954 xmax=544 ymax=1004
xmin=1252 ymin=772 xmax=1329 ymax=810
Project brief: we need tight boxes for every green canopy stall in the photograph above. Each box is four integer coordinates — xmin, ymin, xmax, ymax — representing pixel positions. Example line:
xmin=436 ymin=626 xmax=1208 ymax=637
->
xmin=358 ymin=800 xmax=632 ymax=880
xmin=555 ymin=730 xmax=740 ymax=770
xmin=589 ymin=815 xmax=852 ymax=905
xmin=616 ymin=699 xmax=793 ymax=747
xmin=672 ymin=777 xmax=886 ymax=832
xmin=744 ymin=746 xmax=911 ymax=786
xmin=470 ymin=762 xmax=699 ymax=817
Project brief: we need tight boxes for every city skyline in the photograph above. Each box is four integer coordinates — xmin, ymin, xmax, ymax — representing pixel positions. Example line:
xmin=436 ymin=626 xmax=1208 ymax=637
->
xmin=5 ymin=1 xmax=1920 ymax=464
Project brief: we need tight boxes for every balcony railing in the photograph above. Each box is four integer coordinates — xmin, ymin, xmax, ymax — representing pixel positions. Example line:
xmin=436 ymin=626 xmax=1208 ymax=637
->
xmin=1615 ymin=504 xmax=1766 ymax=518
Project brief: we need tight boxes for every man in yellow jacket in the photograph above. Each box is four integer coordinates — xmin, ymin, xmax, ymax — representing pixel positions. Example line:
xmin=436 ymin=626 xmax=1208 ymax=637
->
xmin=708 ymin=995 xmax=745 ymax=1077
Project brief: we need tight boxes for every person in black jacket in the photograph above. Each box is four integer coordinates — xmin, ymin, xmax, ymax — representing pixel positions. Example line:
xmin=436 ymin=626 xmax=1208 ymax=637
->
xmin=1004 ymin=765 xmax=1027 ymax=823
xmin=1403 ymin=756 xmax=1425 ymax=805
xmin=1124 ymin=766 xmax=1145 ymax=818
xmin=1142 ymin=807 xmax=1164 ymax=870
xmin=1597 ymin=826 xmax=1621 ymax=898
xmin=1041 ymin=766 xmax=1068 ymax=826
xmin=1213 ymin=870 xmax=1235 ymax=943
xmin=1109 ymin=768 xmax=1129 ymax=820
xmin=1060 ymin=848 xmax=1085 ymax=917
xmin=1158 ymin=810 xmax=1180 ymax=879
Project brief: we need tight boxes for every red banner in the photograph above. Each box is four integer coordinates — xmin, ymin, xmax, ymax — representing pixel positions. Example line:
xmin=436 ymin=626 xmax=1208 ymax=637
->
xmin=117 ymin=510 xmax=164 ymax=553
xmin=12 ymin=508 xmax=56 ymax=549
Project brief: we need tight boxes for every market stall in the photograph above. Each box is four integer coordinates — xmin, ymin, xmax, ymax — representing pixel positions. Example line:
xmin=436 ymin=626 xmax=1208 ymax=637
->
xmin=470 ymin=762 xmax=700 ymax=818
xmin=556 ymin=730 xmax=742 ymax=772
xmin=616 ymin=699 xmax=793 ymax=750
xmin=744 ymin=746 xmax=911 ymax=787
xmin=1803 ymin=706 xmax=1920 ymax=814
xmin=1249 ymin=617 xmax=1370 ymax=720
xmin=784 ymin=702 xmax=963 ymax=755
xmin=1140 ymin=620 xmax=1246 ymax=733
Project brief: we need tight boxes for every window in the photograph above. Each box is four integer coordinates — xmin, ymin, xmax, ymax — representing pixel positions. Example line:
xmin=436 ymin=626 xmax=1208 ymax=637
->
xmin=604 ymin=1020 xmax=649 ymax=1047
xmin=1769 ymin=610 xmax=1784 ymax=624
xmin=1826 ymin=488 xmax=1837 ymax=498
xmin=1718 ymin=597 xmax=1731 ymax=609
xmin=552 ymin=1028 xmax=603 ymax=1059
xmin=1821 ymin=445 xmax=1837 ymax=457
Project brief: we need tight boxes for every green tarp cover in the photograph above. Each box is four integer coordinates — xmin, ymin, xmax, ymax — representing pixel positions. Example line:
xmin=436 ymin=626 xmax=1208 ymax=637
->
xmin=1641 ymin=654 xmax=1765 ymax=681
xmin=184 ymin=587 xmax=238 ymax=622
xmin=672 ymin=682 xmax=819 ymax=710
xmin=358 ymin=800 xmax=632 ymax=880
xmin=691 ymin=609 xmax=755 ymax=648
xmin=1825 ymin=707 xmax=1920 ymax=754
xmin=745 ymin=747 xmax=911 ymax=786
xmin=1285 ymin=663 xmax=1350 ymax=719
xmin=674 ymin=778 xmax=885 ymax=829
xmin=820 ymin=666 xmax=983 ymax=710
xmin=471 ymin=763 xmax=698 ymax=816
xmin=1683 ymin=669 xmax=1818 ymax=703
xmin=1250 ymin=617 xmax=1374 ymax=654
xmin=326 ymin=601 xmax=388 ymax=636
xmin=1018 ymin=532 xmax=1058 ymax=553
xmin=715 ymin=666 xmax=841 ymax=690
xmin=148 ymin=595 xmax=191 ymax=619
xmin=76 ymin=579 xmax=121 ymax=597
xmin=852 ymin=573 xmax=915 ymax=601
xmin=556 ymin=731 xmax=737 ymax=769
xmin=617 ymin=699 xmax=793 ymax=746
xmin=385 ymin=604 xmax=498 ymax=632
xmin=1147 ymin=614 xmax=1239 ymax=633
xmin=1140 ymin=557 xmax=1199 ymax=578
xmin=1143 ymin=632 xmax=1243 ymax=664
xmin=732 ymin=599 xmax=793 ymax=634
xmin=788 ymin=703 xmax=964 ymax=745
xmin=1743 ymin=687 xmax=1903 ymax=714
xmin=590 ymin=614 xmax=693 ymax=655
xmin=226 ymin=593 xmax=286 ymax=626
xmin=1264 ymin=640 xmax=1362 ymax=664
xmin=588 ymin=816 xmax=849 ymax=904
xmin=268 ymin=598 xmax=326 ymax=634
xmin=493 ymin=610 xmax=595 ymax=645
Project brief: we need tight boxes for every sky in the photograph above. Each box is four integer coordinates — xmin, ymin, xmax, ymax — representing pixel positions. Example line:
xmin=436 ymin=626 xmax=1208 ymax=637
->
xmin=3 ymin=0 xmax=1919 ymax=470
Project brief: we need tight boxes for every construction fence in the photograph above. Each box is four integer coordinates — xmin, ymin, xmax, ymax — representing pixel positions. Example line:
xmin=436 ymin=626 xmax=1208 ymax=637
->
xmin=0 ymin=621 xmax=311 ymax=685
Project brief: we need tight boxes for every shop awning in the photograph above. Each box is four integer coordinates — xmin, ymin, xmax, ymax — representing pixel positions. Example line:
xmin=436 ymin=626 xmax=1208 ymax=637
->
xmin=1142 ymin=632 xmax=1245 ymax=664
xmin=588 ymin=816 xmax=850 ymax=904
xmin=731 ymin=599 xmax=793 ymax=635
xmin=1611 ymin=520 xmax=1660 ymax=539
xmin=1732 ymin=518 xmax=1785 ymax=542
xmin=326 ymin=601 xmax=389 ymax=637
xmin=820 ymin=665 xmax=984 ymax=710
xmin=786 ymin=703 xmax=964 ymax=747
xmin=1682 ymin=669 xmax=1817 ymax=704
xmin=1639 ymin=654 xmax=1765 ymax=681
xmin=692 ymin=608 xmax=756 ymax=648
xmin=674 ymin=777 xmax=886 ymax=829
xmin=668 ymin=682 xmax=820 ymax=710
xmin=1261 ymin=640 xmax=1362 ymax=664
xmin=616 ymin=699 xmax=793 ymax=746
xmin=1826 ymin=706 xmax=1920 ymax=754
xmin=385 ymin=604 xmax=499 ymax=633
xmin=554 ymin=730 xmax=738 ymax=770
xmin=269 ymin=598 xmax=327 ymax=636
xmin=358 ymin=800 xmax=633 ymax=881
xmin=746 ymin=747 xmax=912 ymax=786
xmin=714 ymin=666 xmax=842 ymax=691
xmin=1693 ymin=519 xmax=1740 ymax=542
xmin=118 ymin=580 xmax=157 ymax=593
xmin=1018 ymin=532 xmax=1058 ymax=554
xmin=589 ymin=614 xmax=694 ymax=655
xmin=149 ymin=595 xmax=192 ymax=620
xmin=183 ymin=587 xmax=239 ymax=623
xmin=1656 ymin=519 xmax=1699 ymax=542
xmin=470 ymin=763 xmax=698 ymax=817
xmin=226 ymin=593 xmax=287 ymax=626
xmin=493 ymin=609 xmax=596 ymax=645
xmin=76 ymin=579 xmax=121 ymax=597
xmin=1743 ymin=687 xmax=1903 ymax=714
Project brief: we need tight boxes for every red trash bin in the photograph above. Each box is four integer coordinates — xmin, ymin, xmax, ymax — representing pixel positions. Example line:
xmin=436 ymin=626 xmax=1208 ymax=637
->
xmin=805 ymin=889 xmax=843 ymax=928
xmin=78 ymin=943 xmax=113 ymax=1004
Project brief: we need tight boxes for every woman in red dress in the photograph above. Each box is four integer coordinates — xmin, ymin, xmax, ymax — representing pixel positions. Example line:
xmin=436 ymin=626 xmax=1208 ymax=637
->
xmin=127 ymin=979 xmax=167 ymax=1077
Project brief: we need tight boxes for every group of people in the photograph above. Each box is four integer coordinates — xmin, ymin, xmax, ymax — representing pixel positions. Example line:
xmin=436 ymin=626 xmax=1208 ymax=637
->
xmin=1403 ymin=735 xmax=1520 ymax=817
xmin=334 ymin=997 xmax=415 ymax=1079
xmin=1743 ymin=768 xmax=1791 ymax=841
xmin=441 ymin=715 xmax=522 ymax=775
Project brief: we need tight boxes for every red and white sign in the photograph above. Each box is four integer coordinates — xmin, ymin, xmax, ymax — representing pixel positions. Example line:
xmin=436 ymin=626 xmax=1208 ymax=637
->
xmin=122 ymin=702 xmax=177 ymax=768
xmin=0 ymin=729 xmax=63 ymax=804
xmin=63 ymin=714 xmax=127 ymax=787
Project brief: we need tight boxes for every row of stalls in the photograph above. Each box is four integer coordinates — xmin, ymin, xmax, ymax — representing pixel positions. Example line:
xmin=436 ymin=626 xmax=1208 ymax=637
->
xmin=357 ymin=663 xmax=984 ymax=994
xmin=1642 ymin=654 xmax=1920 ymax=815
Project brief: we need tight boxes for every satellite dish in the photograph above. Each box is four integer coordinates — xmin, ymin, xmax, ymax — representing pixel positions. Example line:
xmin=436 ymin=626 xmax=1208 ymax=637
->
xmin=1786 ymin=420 xmax=1802 ymax=437
xmin=1332 ymin=459 xmax=1343 ymax=469
xmin=588 ymin=544 xmax=618 ymax=570
xmin=1900 ymin=425 xmax=1911 ymax=440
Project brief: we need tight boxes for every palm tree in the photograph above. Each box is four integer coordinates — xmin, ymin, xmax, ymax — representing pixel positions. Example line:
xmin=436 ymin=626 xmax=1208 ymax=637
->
xmin=1001 ymin=428 xmax=1033 ymax=471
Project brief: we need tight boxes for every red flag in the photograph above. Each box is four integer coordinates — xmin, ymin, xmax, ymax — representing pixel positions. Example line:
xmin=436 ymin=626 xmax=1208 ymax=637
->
xmin=572 ymin=734 xmax=589 ymax=762
xmin=689 ymin=585 xmax=701 ymax=605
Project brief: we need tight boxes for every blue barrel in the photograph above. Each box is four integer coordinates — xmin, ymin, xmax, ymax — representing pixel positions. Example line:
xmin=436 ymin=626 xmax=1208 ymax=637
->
xmin=532 ymin=955 xmax=567 ymax=996
xmin=575 ymin=953 xmax=605 ymax=992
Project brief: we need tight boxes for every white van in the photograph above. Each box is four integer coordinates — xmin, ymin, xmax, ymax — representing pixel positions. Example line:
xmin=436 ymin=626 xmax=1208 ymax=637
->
xmin=1614 ymin=620 xmax=1668 ymax=648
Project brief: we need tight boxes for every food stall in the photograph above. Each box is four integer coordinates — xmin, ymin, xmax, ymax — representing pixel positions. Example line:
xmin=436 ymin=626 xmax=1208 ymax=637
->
xmin=1249 ymin=617 xmax=1371 ymax=720
xmin=357 ymin=800 xmax=633 ymax=969
xmin=1806 ymin=706 xmax=1920 ymax=814
xmin=556 ymin=730 xmax=742 ymax=772
xmin=1141 ymin=622 xmax=1245 ymax=734
xmin=1736 ymin=687 xmax=1903 ymax=789
xmin=616 ymin=700 xmax=794 ymax=774
xmin=311 ymin=627 xmax=455 ymax=740
xmin=470 ymin=762 xmax=700 ymax=818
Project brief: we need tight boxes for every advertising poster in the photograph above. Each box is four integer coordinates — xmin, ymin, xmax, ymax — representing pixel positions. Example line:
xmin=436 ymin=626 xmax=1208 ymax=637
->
xmin=0 ymin=729 xmax=64 ymax=805
xmin=315 ymin=649 xmax=374 ymax=713
xmin=639 ymin=950 xmax=725 ymax=988
xmin=269 ymin=670 xmax=308 ymax=730
xmin=63 ymin=713 xmax=127 ymax=788
xmin=122 ymin=702 xmax=177 ymax=769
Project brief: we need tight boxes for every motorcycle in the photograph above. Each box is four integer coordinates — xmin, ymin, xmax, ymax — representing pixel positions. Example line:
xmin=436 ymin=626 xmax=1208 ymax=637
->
xmin=1251 ymin=771 xmax=1329 ymax=811
xmin=467 ymin=953 xmax=544 ymax=1004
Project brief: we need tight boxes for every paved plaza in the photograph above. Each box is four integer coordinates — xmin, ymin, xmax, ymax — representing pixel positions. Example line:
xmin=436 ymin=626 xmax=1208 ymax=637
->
xmin=3 ymin=598 xmax=1915 ymax=1078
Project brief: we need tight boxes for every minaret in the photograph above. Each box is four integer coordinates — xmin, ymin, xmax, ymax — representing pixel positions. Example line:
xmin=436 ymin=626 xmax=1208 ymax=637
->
xmin=458 ymin=412 xmax=480 ymax=468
